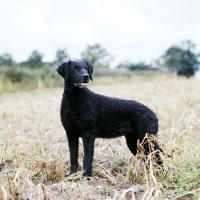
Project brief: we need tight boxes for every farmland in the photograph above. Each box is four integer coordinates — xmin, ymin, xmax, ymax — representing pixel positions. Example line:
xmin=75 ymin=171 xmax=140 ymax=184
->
xmin=0 ymin=76 xmax=200 ymax=199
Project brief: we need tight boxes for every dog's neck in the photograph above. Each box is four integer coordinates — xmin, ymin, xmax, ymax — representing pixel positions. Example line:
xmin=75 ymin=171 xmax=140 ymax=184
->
xmin=63 ymin=84 xmax=91 ymax=106
xmin=63 ymin=84 xmax=88 ymax=96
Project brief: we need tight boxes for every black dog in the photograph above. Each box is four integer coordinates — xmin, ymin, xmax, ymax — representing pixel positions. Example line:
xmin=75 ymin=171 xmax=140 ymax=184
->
xmin=57 ymin=60 xmax=163 ymax=176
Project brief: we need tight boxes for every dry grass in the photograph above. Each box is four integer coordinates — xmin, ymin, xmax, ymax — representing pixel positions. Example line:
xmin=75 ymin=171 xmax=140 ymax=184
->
xmin=0 ymin=76 xmax=200 ymax=200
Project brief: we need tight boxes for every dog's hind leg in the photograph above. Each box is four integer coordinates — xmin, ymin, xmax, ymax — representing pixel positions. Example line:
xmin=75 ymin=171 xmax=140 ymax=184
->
xmin=66 ymin=134 xmax=79 ymax=176
xmin=141 ymin=137 xmax=163 ymax=165
xmin=125 ymin=134 xmax=138 ymax=155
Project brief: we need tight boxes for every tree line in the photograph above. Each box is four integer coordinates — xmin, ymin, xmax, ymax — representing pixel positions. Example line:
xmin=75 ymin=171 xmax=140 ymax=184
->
xmin=116 ymin=40 xmax=200 ymax=77
xmin=0 ymin=40 xmax=199 ymax=77
xmin=0 ymin=44 xmax=112 ymax=73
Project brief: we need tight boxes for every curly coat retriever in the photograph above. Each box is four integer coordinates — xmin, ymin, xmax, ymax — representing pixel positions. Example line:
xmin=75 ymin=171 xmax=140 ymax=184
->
xmin=57 ymin=60 xmax=163 ymax=176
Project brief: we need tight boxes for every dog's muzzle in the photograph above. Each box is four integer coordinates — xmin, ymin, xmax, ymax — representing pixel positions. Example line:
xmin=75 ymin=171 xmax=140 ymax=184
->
xmin=74 ymin=82 xmax=88 ymax=88
xmin=74 ymin=74 xmax=89 ymax=88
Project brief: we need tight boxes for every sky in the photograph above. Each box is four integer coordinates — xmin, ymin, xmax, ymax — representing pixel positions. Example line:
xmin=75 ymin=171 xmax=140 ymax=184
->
xmin=0 ymin=0 xmax=200 ymax=66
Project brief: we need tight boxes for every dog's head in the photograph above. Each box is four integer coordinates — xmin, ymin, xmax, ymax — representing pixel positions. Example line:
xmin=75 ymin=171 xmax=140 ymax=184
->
xmin=57 ymin=60 xmax=93 ymax=88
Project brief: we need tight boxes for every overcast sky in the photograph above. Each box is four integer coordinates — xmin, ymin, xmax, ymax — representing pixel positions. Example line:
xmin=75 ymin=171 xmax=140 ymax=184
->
xmin=0 ymin=0 xmax=200 ymax=65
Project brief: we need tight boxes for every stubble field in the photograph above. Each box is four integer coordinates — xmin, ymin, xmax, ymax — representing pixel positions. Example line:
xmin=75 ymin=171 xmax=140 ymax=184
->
xmin=0 ymin=76 xmax=200 ymax=200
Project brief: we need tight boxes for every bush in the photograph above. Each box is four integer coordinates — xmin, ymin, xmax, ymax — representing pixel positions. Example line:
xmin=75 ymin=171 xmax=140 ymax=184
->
xmin=1 ymin=67 xmax=32 ymax=82
xmin=0 ymin=66 xmax=63 ymax=93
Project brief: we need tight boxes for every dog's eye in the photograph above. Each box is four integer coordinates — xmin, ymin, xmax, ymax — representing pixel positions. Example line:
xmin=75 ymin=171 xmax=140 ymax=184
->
xmin=85 ymin=66 xmax=88 ymax=70
xmin=74 ymin=66 xmax=79 ymax=70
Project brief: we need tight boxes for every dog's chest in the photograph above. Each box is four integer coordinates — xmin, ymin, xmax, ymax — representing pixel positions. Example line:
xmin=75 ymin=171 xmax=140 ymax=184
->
xmin=61 ymin=98 xmax=95 ymax=130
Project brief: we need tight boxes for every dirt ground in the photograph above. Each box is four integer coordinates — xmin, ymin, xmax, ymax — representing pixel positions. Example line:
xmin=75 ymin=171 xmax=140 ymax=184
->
xmin=0 ymin=79 xmax=200 ymax=199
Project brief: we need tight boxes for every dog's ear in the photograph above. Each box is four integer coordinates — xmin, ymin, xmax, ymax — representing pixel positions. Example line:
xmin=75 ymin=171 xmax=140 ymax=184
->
xmin=57 ymin=60 xmax=71 ymax=79
xmin=85 ymin=61 xmax=93 ymax=81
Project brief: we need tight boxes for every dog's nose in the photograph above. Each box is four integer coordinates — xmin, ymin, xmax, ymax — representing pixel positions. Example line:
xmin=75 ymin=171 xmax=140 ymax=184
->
xmin=82 ymin=74 xmax=89 ymax=78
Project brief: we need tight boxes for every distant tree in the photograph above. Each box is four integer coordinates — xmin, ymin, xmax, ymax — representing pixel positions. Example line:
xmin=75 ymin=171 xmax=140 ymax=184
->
xmin=81 ymin=44 xmax=113 ymax=70
xmin=0 ymin=53 xmax=15 ymax=67
xmin=128 ymin=62 xmax=151 ymax=71
xmin=116 ymin=61 xmax=151 ymax=71
xmin=161 ymin=40 xmax=200 ymax=77
xmin=54 ymin=49 xmax=69 ymax=66
xmin=25 ymin=50 xmax=44 ymax=68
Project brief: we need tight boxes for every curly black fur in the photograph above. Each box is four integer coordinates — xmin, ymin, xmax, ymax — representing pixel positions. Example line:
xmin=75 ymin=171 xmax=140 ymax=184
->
xmin=57 ymin=60 xmax=163 ymax=176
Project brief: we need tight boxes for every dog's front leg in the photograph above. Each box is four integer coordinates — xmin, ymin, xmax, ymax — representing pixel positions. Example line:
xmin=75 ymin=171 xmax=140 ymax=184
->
xmin=66 ymin=134 xmax=79 ymax=176
xmin=82 ymin=134 xmax=95 ymax=176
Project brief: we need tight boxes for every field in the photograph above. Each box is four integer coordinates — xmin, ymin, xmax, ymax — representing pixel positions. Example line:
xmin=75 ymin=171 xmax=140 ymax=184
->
xmin=0 ymin=75 xmax=200 ymax=200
